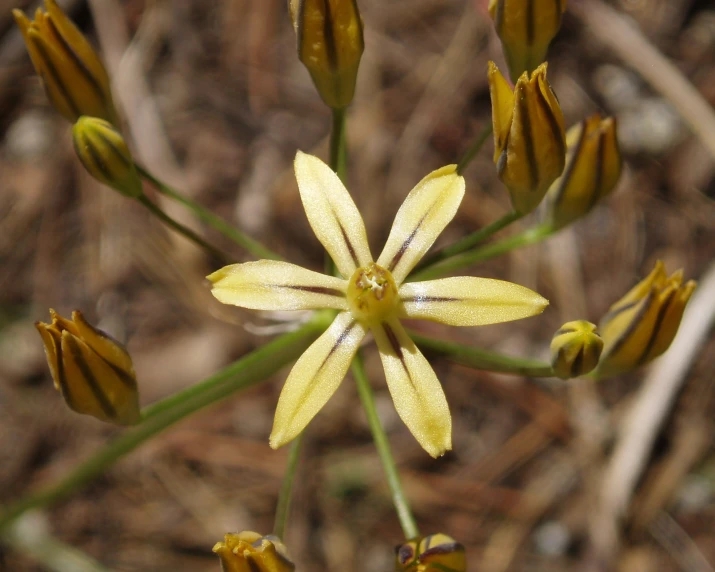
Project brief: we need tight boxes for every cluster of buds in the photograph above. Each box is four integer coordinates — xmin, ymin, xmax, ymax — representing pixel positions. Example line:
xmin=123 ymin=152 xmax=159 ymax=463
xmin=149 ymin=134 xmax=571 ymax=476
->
xmin=488 ymin=61 xmax=566 ymax=215
xmin=395 ymin=533 xmax=466 ymax=572
xmin=289 ymin=0 xmax=364 ymax=109
xmin=213 ymin=532 xmax=295 ymax=572
xmin=595 ymin=261 xmax=696 ymax=378
xmin=14 ymin=1 xmax=143 ymax=199
xmin=35 ymin=310 xmax=141 ymax=425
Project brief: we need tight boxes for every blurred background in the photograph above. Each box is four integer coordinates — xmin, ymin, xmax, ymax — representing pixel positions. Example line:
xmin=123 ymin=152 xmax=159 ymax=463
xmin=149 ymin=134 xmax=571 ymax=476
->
xmin=0 ymin=0 xmax=714 ymax=570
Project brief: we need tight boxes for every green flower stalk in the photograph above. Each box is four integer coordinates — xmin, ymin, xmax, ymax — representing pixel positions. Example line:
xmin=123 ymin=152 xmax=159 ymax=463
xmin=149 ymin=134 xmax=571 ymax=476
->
xmin=489 ymin=61 xmax=566 ymax=215
xmin=550 ymin=320 xmax=603 ymax=379
xmin=545 ymin=114 xmax=622 ymax=229
xmin=35 ymin=309 xmax=141 ymax=426
xmin=596 ymin=261 xmax=696 ymax=378
xmin=395 ymin=533 xmax=467 ymax=572
xmin=208 ymin=151 xmax=548 ymax=457
xmin=13 ymin=0 xmax=118 ymax=125
xmin=213 ymin=532 xmax=295 ymax=572
xmin=489 ymin=0 xmax=567 ymax=82
xmin=289 ymin=0 xmax=364 ymax=109
xmin=72 ymin=116 xmax=143 ymax=198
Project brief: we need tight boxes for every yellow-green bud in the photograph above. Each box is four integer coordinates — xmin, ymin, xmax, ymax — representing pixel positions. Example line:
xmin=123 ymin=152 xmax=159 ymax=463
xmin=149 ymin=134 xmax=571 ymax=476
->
xmin=550 ymin=320 xmax=603 ymax=379
xmin=289 ymin=0 xmax=364 ymax=109
xmin=72 ymin=116 xmax=143 ymax=198
xmin=489 ymin=61 xmax=566 ymax=215
xmin=596 ymin=261 xmax=697 ymax=378
xmin=489 ymin=0 xmax=567 ymax=82
xmin=35 ymin=309 xmax=140 ymax=425
xmin=395 ymin=533 xmax=466 ymax=572
xmin=213 ymin=532 xmax=295 ymax=572
xmin=545 ymin=114 xmax=622 ymax=229
xmin=13 ymin=0 xmax=118 ymax=125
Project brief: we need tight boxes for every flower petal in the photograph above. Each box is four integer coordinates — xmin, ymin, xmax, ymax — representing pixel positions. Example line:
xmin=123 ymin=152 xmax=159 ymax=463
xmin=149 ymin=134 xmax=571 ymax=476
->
xmin=377 ymin=165 xmax=465 ymax=285
xmin=372 ymin=318 xmax=452 ymax=457
xmin=399 ymin=277 xmax=548 ymax=326
xmin=294 ymin=151 xmax=372 ymax=278
xmin=208 ymin=260 xmax=348 ymax=311
xmin=270 ymin=312 xmax=367 ymax=448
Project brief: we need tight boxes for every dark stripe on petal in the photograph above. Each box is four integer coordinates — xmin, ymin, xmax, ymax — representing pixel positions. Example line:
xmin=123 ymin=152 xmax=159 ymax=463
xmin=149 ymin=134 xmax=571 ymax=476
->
xmin=33 ymin=39 xmax=81 ymax=118
xmin=322 ymin=0 xmax=338 ymax=72
xmin=246 ymin=558 xmax=261 ymax=572
xmin=637 ymin=289 xmax=676 ymax=365
xmin=555 ymin=0 xmax=564 ymax=27
xmin=518 ymin=90 xmax=538 ymax=191
xmin=296 ymin=0 xmax=305 ymax=52
xmin=277 ymin=284 xmax=345 ymax=297
xmin=316 ymin=319 xmax=357 ymax=374
xmin=600 ymin=298 xmax=641 ymax=326
xmin=338 ymin=217 xmax=360 ymax=268
xmin=569 ymin=345 xmax=584 ymax=378
xmin=86 ymin=134 xmax=115 ymax=181
xmin=603 ymin=291 xmax=654 ymax=359
xmin=494 ymin=0 xmax=505 ymax=34
xmin=51 ymin=332 xmax=75 ymax=411
xmin=423 ymin=543 xmax=461 ymax=557
xmin=401 ymin=295 xmax=460 ymax=303
xmin=382 ymin=322 xmax=416 ymax=390
xmin=553 ymin=327 xmax=577 ymax=337
xmin=388 ymin=215 xmax=426 ymax=272
xmin=47 ymin=18 xmax=106 ymax=104
xmin=107 ymin=363 xmax=137 ymax=388
xmin=64 ymin=335 xmax=117 ymax=420
xmin=101 ymin=132 xmax=132 ymax=169
xmin=535 ymin=85 xmax=566 ymax=162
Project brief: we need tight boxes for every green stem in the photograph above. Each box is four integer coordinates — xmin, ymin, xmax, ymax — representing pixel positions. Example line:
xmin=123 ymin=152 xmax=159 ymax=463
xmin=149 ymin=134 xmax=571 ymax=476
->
xmin=456 ymin=122 xmax=493 ymax=175
xmin=410 ymin=332 xmax=554 ymax=377
xmin=412 ymin=211 xmax=522 ymax=277
xmin=329 ymin=107 xmax=347 ymax=183
xmin=410 ymin=222 xmax=554 ymax=281
xmin=0 ymin=318 xmax=326 ymax=532
xmin=136 ymin=194 xmax=230 ymax=263
xmin=136 ymin=165 xmax=281 ymax=261
xmin=352 ymin=351 xmax=419 ymax=540
xmin=272 ymin=431 xmax=305 ymax=540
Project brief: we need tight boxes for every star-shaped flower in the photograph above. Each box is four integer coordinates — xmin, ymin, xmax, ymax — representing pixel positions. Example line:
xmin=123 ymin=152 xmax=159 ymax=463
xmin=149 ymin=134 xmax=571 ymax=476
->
xmin=209 ymin=152 xmax=548 ymax=457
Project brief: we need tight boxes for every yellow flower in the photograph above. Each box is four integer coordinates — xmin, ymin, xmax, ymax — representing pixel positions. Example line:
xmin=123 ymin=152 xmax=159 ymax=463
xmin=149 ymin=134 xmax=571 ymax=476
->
xmin=13 ymin=0 xmax=118 ymax=124
xmin=488 ymin=0 xmax=567 ymax=82
xmin=489 ymin=61 xmax=566 ymax=215
xmin=289 ymin=0 xmax=364 ymax=109
xmin=596 ymin=261 xmax=696 ymax=378
xmin=550 ymin=320 xmax=603 ymax=379
xmin=72 ymin=116 xmax=143 ymax=198
xmin=35 ymin=309 xmax=140 ymax=425
xmin=209 ymin=151 xmax=548 ymax=457
xmin=213 ymin=532 xmax=295 ymax=572
xmin=545 ymin=114 xmax=622 ymax=229
xmin=395 ymin=533 xmax=466 ymax=572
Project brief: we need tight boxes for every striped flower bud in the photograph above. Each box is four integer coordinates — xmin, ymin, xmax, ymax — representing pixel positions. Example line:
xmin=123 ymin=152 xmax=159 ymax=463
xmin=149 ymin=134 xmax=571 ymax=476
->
xmin=213 ymin=532 xmax=295 ymax=572
xmin=550 ymin=320 xmax=603 ymax=379
xmin=596 ymin=261 xmax=697 ymax=378
xmin=289 ymin=0 xmax=364 ymax=109
xmin=13 ymin=0 xmax=118 ymax=125
xmin=72 ymin=116 xmax=143 ymax=198
xmin=395 ymin=533 xmax=466 ymax=572
xmin=545 ymin=114 xmax=622 ymax=229
xmin=489 ymin=61 xmax=566 ymax=215
xmin=35 ymin=309 xmax=140 ymax=425
xmin=489 ymin=0 xmax=567 ymax=82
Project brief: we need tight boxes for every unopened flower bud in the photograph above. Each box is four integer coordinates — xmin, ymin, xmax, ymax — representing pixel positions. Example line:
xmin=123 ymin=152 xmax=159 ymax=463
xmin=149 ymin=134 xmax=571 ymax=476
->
xmin=489 ymin=61 xmax=566 ymax=214
xmin=550 ymin=320 xmax=603 ymax=379
xmin=213 ymin=532 xmax=295 ymax=572
xmin=13 ymin=0 xmax=118 ymax=125
xmin=545 ymin=114 xmax=622 ymax=229
xmin=72 ymin=116 xmax=143 ymax=198
xmin=35 ymin=309 xmax=140 ymax=425
xmin=289 ymin=0 xmax=364 ymax=109
xmin=596 ymin=261 xmax=697 ymax=378
xmin=489 ymin=0 xmax=567 ymax=82
xmin=395 ymin=533 xmax=466 ymax=572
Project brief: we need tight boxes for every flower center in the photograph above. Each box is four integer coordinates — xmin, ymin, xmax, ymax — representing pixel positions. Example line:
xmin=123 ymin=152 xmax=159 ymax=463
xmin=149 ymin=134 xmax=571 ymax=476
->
xmin=347 ymin=263 xmax=399 ymax=325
